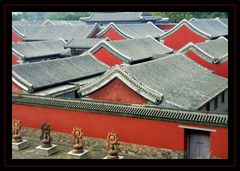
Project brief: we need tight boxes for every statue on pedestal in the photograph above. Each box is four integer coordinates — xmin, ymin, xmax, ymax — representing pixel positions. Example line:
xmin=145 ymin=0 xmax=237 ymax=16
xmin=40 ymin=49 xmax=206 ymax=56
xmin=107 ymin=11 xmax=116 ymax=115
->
xmin=105 ymin=132 xmax=119 ymax=159
xmin=40 ymin=122 xmax=52 ymax=148
xmin=12 ymin=119 xmax=23 ymax=143
xmin=71 ymin=127 xmax=84 ymax=153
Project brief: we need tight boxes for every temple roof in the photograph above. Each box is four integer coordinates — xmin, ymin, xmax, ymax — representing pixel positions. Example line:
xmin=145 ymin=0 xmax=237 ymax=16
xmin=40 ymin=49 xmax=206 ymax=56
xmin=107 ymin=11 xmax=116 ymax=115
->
xmin=12 ymin=53 xmax=109 ymax=92
xmin=65 ymin=38 xmax=108 ymax=49
xmin=216 ymin=18 xmax=228 ymax=26
xmin=88 ymin=37 xmax=173 ymax=64
xmin=80 ymin=53 xmax=228 ymax=109
xmin=12 ymin=40 xmax=70 ymax=60
xmin=96 ymin=22 xmax=165 ymax=39
xmin=179 ymin=36 xmax=228 ymax=64
xmin=12 ymin=19 xmax=86 ymax=27
xmin=13 ymin=24 xmax=100 ymax=41
xmin=80 ymin=12 xmax=162 ymax=22
xmin=161 ymin=19 xmax=228 ymax=39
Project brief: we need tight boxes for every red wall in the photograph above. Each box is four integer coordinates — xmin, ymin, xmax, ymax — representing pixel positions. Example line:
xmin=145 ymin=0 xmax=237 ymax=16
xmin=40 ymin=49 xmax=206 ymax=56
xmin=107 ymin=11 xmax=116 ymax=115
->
xmin=99 ymin=27 xmax=126 ymax=40
xmin=12 ymin=54 xmax=19 ymax=65
xmin=12 ymin=31 xmax=23 ymax=42
xmin=185 ymin=51 xmax=228 ymax=78
xmin=12 ymin=83 xmax=23 ymax=93
xmin=210 ymin=127 xmax=228 ymax=158
xmin=89 ymin=78 xmax=148 ymax=104
xmin=163 ymin=25 xmax=207 ymax=50
xmin=93 ymin=47 xmax=123 ymax=66
xmin=12 ymin=103 xmax=228 ymax=158
xmin=157 ymin=24 xmax=176 ymax=31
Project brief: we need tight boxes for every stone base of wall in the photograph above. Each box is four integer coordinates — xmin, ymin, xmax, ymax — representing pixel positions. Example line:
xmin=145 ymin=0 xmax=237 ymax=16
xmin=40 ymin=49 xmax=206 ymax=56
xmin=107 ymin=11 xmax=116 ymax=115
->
xmin=21 ymin=127 xmax=184 ymax=159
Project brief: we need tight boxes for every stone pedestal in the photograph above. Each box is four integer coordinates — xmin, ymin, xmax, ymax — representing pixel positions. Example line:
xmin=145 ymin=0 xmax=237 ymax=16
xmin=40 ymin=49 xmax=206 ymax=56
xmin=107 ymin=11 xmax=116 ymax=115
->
xmin=35 ymin=144 xmax=58 ymax=156
xmin=103 ymin=155 xmax=124 ymax=159
xmin=67 ymin=149 xmax=89 ymax=158
xmin=12 ymin=139 xmax=28 ymax=151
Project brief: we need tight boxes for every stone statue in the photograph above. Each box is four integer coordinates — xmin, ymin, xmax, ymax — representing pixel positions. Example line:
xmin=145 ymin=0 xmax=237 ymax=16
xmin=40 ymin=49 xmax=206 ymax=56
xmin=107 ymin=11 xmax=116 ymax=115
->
xmin=71 ymin=127 xmax=84 ymax=153
xmin=39 ymin=122 xmax=52 ymax=148
xmin=105 ymin=132 xmax=119 ymax=159
xmin=12 ymin=119 xmax=23 ymax=143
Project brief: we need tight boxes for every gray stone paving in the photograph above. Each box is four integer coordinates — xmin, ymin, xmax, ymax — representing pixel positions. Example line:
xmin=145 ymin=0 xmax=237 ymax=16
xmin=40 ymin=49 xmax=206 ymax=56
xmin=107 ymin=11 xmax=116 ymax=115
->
xmin=12 ymin=137 xmax=141 ymax=159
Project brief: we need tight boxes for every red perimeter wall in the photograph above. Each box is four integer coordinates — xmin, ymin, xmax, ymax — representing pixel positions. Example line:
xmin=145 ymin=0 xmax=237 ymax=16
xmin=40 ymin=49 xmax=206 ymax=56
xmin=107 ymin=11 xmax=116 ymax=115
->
xmin=12 ymin=103 xmax=228 ymax=158
xmin=185 ymin=51 xmax=228 ymax=78
xmin=93 ymin=47 xmax=123 ymax=66
xmin=89 ymin=78 xmax=148 ymax=104
xmin=99 ymin=28 xmax=126 ymax=40
xmin=12 ymin=31 xmax=23 ymax=42
xmin=163 ymin=25 xmax=207 ymax=50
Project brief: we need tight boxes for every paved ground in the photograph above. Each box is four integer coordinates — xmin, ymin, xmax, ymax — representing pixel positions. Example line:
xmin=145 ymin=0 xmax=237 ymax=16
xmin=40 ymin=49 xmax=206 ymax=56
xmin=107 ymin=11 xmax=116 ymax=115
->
xmin=12 ymin=137 xmax=141 ymax=159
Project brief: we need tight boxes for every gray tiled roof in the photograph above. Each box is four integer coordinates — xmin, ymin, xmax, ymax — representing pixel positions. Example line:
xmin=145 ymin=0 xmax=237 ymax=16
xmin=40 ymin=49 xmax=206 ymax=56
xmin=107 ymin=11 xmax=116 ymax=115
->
xmin=106 ymin=37 xmax=173 ymax=63
xmin=65 ymin=38 xmax=106 ymax=49
xmin=179 ymin=37 xmax=228 ymax=64
xmin=196 ymin=37 xmax=228 ymax=59
xmin=14 ymin=24 xmax=100 ymax=41
xmin=115 ymin=23 xmax=165 ymax=38
xmin=12 ymin=93 xmax=228 ymax=127
xmin=13 ymin=20 xmax=87 ymax=26
xmin=81 ymin=12 xmax=160 ymax=21
xmin=218 ymin=18 xmax=228 ymax=26
xmin=189 ymin=19 xmax=228 ymax=38
xmin=123 ymin=54 xmax=228 ymax=109
xmin=12 ymin=54 xmax=108 ymax=92
xmin=12 ymin=40 xmax=70 ymax=60
xmin=13 ymin=20 xmax=43 ymax=26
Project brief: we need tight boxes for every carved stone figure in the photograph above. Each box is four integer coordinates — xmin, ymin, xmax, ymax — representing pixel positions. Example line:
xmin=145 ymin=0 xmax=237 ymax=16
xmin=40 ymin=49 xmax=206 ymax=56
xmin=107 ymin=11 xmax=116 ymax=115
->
xmin=12 ymin=119 xmax=23 ymax=143
xmin=71 ymin=127 xmax=84 ymax=153
xmin=39 ymin=122 xmax=52 ymax=148
xmin=105 ymin=132 xmax=119 ymax=159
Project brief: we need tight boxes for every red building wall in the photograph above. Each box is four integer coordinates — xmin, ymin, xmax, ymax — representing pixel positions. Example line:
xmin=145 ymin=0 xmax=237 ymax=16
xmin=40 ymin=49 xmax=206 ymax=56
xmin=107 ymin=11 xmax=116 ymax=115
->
xmin=93 ymin=47 xmax=123 ymax=66
xmin=12 ymin=103 xmax=228 ymax=158
xmin=163 ymin=25 xmax=207 ymax=50
xmin=12 ymin=31 xmax=23 ymax=42
xmin=90 ymin=28 xmax=101 ymax=38
xmin=157 ymin=24 xmax=176 ymax=31
xmin=89 ymin=78 xmax=148 ymax=104
xmin=12 ymin=83 xmax=23 ymax=93
xmin=12 ymin=54 xmax=19 ymax=65
xmin=99 ymin=28 xmax=126 ymax=40
xmin=185 ymin=51 xmax=228 ymax=78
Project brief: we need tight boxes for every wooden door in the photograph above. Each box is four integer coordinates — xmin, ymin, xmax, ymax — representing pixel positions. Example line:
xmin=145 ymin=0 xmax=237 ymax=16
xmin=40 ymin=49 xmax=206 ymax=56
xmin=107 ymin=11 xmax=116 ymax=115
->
xmin=187 ymin=130 xmax=210 ymax=159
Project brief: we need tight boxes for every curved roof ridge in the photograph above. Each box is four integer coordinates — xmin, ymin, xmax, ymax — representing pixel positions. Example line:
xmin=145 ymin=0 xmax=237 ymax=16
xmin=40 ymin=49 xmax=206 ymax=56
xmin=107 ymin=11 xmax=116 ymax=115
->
xmin=79 ymin=65 xmax=163 ymax=104
xmin=96 ymin=22 xmax=134 ymax=39
xmin=41 ymin=19 xmax=55 ymax=26
xmin=160 ymin=19 xmax=212 ymax=39
xmin=87 ymin=39 xmax=133 ymax=63
xmin=12 ymin=25 xmax=26 ymax=38
xmin=179 ymin=40 xmax=228 ymax=64
xmin=145 ymin=35 xmax=173 ymax=52
xmin=87 ymin=23 xmax=101 ymax=38
xmin=12 ymin=70 xmax=34 ymax=92
xmin=147 ymin=21 xmax=165 ymax=34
